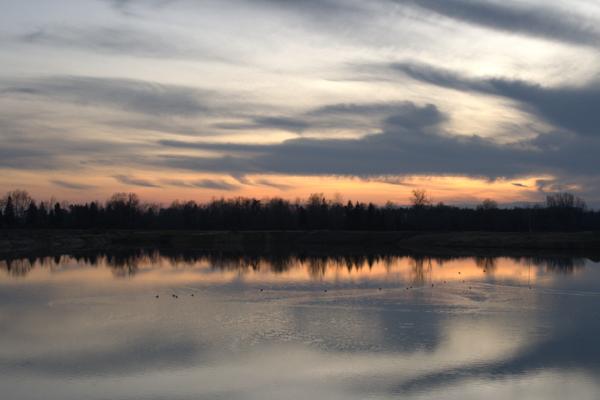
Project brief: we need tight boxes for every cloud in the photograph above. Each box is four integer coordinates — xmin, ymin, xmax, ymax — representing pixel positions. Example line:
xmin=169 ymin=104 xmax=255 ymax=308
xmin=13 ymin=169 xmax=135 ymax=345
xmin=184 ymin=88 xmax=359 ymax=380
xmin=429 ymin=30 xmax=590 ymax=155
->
xmin=162 ymin=179 xmax=240 ymax=191
xmin=393 ymin=302 xmax=600 ymax=394
xmin=18 ymin=26 xmax=230 ymax=62
xmin=230 ymin=174 xmax=291 ymax=190
xmin=157 ymin=102 xmax=529 ymax=177
xmin=103 ymin=0 xmax=137 ymax=13
xmin=115 ymin=0 xmax=600 ymax=49
xmin=0 ymin=108 xmax=161 ymax=172
xmin=107 ymin=0 xmax=366 ymax=22
xmin=395 ymin=0 xmax=600 ymax=47
xmin=0 ymin=335 xmax=202 ymax=377
xmin=0 ymin=146 xmax=56 ymax=170
xmin=51 ymin=180 xmax=96 ymax=190
xmin=191 ymin=179 xmax=240 ymax=191
xmin=254 ymin=178 xmax=292 ymax=191
xmin=363 ymin=176 xmax=416 ymax=187
xmin=211 ymin=101 xmax=440 ymax=136
xmin=114 ymin=175 xmax=161 ymax=188
xmin=392 ymin=62 xmax=600 ymax=137
xmin=156 ymin=101 xmax=599 ymax=194
xmin=2 ymin=76 xmax=210 ymax=117
xmin=215 ymin=116 xmax=310 ymax=133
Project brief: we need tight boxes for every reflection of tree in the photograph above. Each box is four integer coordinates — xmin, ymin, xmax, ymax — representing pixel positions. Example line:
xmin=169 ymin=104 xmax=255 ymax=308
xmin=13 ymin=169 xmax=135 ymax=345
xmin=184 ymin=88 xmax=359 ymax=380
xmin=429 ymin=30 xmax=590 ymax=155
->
xmin=104 ymin=250 xmax=148 ymax=277
xmin=1 ymin=258 xmax=35 ymax=277
xmin=520 ymin=257 xmax=586 ymax=274
xmin=306 ymin=257 xmax=328 ymax=279
xmin=410 ymin=256 xmax=433 ymax=286
xmin=475 ymin=257 xmax=497 ymax=274
xmin=0 ymin=250 xmax=589 ymax=279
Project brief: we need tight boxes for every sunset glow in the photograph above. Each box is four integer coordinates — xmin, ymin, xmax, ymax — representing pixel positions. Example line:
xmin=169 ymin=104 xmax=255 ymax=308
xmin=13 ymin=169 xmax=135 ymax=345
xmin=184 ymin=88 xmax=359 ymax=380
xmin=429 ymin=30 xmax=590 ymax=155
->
xmin=2 ymin=1 xmax=599 ymax=205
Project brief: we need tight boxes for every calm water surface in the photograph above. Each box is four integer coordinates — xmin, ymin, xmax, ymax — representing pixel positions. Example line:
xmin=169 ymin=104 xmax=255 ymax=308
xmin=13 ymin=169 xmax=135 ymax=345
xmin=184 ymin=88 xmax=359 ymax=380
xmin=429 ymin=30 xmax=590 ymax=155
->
xmin=1 ymin=252 xmax=599 ymax=399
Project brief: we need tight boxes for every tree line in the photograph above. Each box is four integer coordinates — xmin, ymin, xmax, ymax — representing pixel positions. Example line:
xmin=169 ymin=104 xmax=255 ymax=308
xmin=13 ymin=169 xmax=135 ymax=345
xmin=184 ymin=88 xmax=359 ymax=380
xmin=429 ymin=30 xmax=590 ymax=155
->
xmin=0 ymin=189 xmax=598 ymax=231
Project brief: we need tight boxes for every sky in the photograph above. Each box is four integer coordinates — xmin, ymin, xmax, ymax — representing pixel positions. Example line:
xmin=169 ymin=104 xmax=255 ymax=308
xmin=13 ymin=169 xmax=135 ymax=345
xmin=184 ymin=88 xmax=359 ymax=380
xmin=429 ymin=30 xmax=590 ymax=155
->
xmin=1 ymin=0 xmax=599 ymax=206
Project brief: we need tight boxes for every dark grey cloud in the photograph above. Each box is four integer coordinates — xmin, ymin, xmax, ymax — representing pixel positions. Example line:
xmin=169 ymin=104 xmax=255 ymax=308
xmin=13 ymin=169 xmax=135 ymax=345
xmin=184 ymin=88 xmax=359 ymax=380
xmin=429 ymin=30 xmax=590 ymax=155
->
xmin=107 ymin=0 xmax=364 ymax=22
xmin=395 ymin=0 xmax=600 ymax=47
xmin=363 ymin=176 xmax=416 ymax=187
xmin=229 ymin=174 xmax=292 ymax=190
xmin=165 ymin=176 xmax=287 ymax=191
xmin=157 ymin=102 xmax=530 ymax=177
xmin=307 ymin=102 xmax=410 ymax=118
xmin=110 ymin=0 xmax=600 ymax=49
xmin=0 ymin=111 xmax=160 ymax=171
xmin=255 ymin=0 xmax=353 ymax=13
xmin=254 ymin=178 xmax=292 ymax=191
xmin=159 ymin=139 xmax=269 ymax=153
xmin=511 ymin=183 xmax=528 ymax=188
xmin=51 ymin=180 xmax=96 ymax=190
xmin=114 ymin=175 xmax=161 ymax=188
xmin=163 ymin=178 xmax=240 ymax=191
xmin=102 ymin=0 xmax=178 ymax=17
xmin=191 ymin=179 xmax=240 ymax=191
xmin=156 ymin=101 xmax=598 ymax=200
xmin=18 ymin=26 xmax=230 ymax=62
xmin=535 ymin=175 xmax=600 ymax=202
xmin=2 ymin=76 xmax=209 ymax=117
xmin=104 ymin=117 xmax=218 ymax=137
xmin=161 ymin=154 xmax=260 ymax=175
xmin=252 ymin=116 xmax=310 ymax=132
xmin=211 ymin=102 xmax=431 ymax=135
xmin=0 ymin=146 xmax=56 ymax=170
xmin=215 ymin=116 xmax=310 ymax=133
xmin=392 ymin=62 xmax=600 ymax=137
xmin=104 ymin=0 xmax=136 ymax=12
xmin=252 ymin=0 xmax=371 ymax=26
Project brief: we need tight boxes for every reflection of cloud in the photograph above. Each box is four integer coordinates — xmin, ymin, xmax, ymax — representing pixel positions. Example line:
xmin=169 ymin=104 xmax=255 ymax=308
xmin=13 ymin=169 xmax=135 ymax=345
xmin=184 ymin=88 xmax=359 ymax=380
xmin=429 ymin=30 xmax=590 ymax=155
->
xmin=0 ymin=336 xmax=202 ymax=377
xmin=1 ymin=252 xmax=599 ymax=399
xmin=395 ymin=315 xmax=600 ymax=394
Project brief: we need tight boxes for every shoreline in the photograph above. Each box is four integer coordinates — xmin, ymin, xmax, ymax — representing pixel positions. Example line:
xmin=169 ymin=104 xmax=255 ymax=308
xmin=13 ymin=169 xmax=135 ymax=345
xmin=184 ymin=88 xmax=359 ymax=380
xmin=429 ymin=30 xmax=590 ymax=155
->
xmin=1 ymin=230 xmax=599 ymax=259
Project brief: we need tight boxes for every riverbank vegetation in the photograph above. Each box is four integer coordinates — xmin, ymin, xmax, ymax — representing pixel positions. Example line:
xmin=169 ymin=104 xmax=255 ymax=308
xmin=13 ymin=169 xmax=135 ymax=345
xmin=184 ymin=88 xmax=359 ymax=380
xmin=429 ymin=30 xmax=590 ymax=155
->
xmin=0 ymin=189 xmax=598 ymax=232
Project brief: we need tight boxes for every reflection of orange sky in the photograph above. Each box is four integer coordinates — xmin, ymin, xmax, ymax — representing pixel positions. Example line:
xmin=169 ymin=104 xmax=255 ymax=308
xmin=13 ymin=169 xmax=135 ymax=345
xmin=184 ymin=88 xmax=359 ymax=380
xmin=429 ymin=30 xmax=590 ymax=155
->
xmin=0 ymin=256 xmax=552 ymax=286
xmin=3 ymin=170 xmax=548 ymax=205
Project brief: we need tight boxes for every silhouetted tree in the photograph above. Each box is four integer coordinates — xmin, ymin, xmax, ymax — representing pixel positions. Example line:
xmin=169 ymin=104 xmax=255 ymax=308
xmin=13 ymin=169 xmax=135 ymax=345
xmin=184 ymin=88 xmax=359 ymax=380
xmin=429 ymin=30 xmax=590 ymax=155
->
xmin=411 ymin=189 xmax=431 ymax=208
xmin=37 ymin=202 xmax=49 ymax=227
xmin=546 ymin=192 xmax=586 ymax=209
xmin=25 ymin=202 xmax=38 ymax=227
xmin=477 ymin=199 xmax=499 ymax=211
xmin=1 ymin=189 xmax=598 ymax=232
xmin=2 ymin=190 xmax=33 ymax=222
xmin=3 ymin=196 xmax=16 ymax=227
xmin=51 ymin=203 xmax=64 ymax=228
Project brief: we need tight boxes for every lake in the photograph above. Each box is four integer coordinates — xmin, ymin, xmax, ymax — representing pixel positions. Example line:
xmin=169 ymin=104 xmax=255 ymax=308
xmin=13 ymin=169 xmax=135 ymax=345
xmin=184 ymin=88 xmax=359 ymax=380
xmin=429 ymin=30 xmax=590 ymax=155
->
xmin=1 ymin=251 xmax=599 ymax=399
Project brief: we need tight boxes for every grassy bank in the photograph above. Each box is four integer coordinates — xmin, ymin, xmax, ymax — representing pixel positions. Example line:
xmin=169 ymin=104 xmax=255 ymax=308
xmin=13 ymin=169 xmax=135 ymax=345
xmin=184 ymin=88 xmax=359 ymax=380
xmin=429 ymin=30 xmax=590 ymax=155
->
xmin=1 ymin=230 xmax=600 ymax=258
